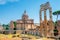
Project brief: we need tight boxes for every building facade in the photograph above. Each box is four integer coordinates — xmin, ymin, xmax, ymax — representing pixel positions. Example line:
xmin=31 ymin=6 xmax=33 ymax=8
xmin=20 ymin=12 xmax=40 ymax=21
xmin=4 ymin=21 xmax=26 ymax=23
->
xmin=10 ymin=10 xmax=37 ymax=34
xmin=16 ymin=10 xmax=35 ymax=30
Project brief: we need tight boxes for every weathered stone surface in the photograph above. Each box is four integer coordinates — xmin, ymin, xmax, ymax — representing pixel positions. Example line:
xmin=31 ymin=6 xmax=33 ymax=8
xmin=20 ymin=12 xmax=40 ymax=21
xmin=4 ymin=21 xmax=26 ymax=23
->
xmin=40 ymin=2 xmax=54 ymax=37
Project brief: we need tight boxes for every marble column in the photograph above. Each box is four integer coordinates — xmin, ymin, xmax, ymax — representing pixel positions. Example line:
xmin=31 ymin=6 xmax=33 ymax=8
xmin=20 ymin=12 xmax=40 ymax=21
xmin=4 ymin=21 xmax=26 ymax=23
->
xmin=49 ymin=8 xmax=54 ymax=36
xmin=40 ymin=10 xmax=43 ymax=36
xmin=44 ymin=10 xmax=47 ymax=37
xmin=44 ymin=10 xmax=47 ymax=23
xmin=40 ymin=10 xmax=42 ymax=23
xmin=49 ymin=8 xmax=52 ymax=21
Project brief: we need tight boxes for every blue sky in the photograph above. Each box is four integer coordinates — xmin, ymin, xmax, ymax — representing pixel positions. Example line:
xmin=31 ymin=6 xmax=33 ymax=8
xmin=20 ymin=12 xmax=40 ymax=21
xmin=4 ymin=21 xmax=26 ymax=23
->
xmin=0 ymin=0 xmax=60 ymax=24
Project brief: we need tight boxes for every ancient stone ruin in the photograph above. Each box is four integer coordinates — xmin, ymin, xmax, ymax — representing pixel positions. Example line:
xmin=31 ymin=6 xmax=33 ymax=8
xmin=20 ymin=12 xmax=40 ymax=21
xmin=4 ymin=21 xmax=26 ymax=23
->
xmin=39 ymin=2 xmax=54 ymax=37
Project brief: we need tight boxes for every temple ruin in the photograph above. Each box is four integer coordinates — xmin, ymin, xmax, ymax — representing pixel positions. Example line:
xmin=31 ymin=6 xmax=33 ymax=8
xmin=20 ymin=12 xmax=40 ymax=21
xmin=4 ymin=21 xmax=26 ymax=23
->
xmin=39 ymin=2 xmax=54 ymax=37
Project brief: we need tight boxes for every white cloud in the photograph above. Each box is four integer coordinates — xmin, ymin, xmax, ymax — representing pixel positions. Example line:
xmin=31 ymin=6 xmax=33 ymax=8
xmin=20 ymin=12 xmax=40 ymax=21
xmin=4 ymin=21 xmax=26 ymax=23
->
xmin=0 ymin=0 xmax=19 ymax=5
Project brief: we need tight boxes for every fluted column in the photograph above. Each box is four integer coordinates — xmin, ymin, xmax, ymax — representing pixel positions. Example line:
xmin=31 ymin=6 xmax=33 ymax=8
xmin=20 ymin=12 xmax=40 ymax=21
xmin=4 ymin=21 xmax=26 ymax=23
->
xmin=44 ymin=10 xmax=47 ymax=37
xmin=49 ymin=8 xmax=54 ymax=36
xmin=40 ymin=10 xmax=42 ymax=24
xmin=49 ymin=8 xmax=52 ymax=21
xmin=44 ymin=10 xmax=47 ymax=22
xmin=40 ymin=10 xmax=43 ymax=36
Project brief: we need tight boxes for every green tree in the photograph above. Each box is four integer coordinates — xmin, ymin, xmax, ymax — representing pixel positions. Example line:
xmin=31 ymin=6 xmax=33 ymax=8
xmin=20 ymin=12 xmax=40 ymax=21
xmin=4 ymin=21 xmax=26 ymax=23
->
xmin=6 ymin=25 xmax=9 ymax=30
xmin=13 ymin=22 xmax=16 ymax=27
xmin=53 ymin=11 xmax=60 ymax=36
xmin=13 ymin=22 xmax=17 ymax=30
xmin=6 ymin=27 xmax=9 ymax=30
xmin=2 ymin=24 xmax=9 ymax=30
xmin=54 ymin=26 xmax=58 ymax=36
xmin=2 ymin=24 xmax=5 ymax=27
xmin=53 ymin=10 xmax=60 ymax=21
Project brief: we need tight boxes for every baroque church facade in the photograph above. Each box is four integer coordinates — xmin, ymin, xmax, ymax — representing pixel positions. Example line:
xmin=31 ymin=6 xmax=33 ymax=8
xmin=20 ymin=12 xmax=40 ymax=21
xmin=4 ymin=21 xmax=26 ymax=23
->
xmin=10 ymin=10 xmax=36 ymax=30
xmin=9 ymin=10 xmax=39 ymax=35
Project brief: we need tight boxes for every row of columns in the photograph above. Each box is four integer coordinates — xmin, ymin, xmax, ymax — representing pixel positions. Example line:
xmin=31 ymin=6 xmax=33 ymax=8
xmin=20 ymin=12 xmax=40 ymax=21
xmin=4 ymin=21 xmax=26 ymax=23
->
xmin=40 ymin=7 xmax=53 ymax=37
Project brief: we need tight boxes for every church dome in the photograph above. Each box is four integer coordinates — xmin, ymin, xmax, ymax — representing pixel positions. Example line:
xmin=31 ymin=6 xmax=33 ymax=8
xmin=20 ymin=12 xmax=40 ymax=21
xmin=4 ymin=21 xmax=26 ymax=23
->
xmin=22 ymin=10 xmax=29 ymax=20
